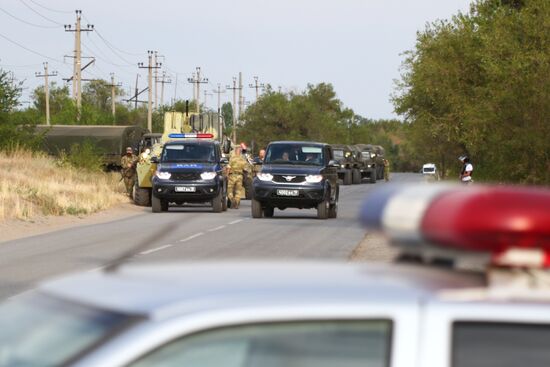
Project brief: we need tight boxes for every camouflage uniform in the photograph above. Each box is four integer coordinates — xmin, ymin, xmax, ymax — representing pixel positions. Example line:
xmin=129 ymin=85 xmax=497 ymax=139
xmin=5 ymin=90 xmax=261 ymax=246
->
xmin=121 ymin=153 xmax=138 ymax=196
xmin=227 ymin=154 xmax=248 ymax=209
xmin=383 ymin=159 xmax=390 ymax=182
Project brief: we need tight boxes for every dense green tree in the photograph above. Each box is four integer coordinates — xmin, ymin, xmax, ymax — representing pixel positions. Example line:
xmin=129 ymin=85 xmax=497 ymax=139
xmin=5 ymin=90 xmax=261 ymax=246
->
xmin=394 ymin=0 xmax=550 ymax=183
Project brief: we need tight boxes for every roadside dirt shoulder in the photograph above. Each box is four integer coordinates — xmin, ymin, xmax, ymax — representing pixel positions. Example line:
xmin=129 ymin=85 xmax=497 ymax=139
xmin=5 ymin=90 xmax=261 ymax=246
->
xmin=349 ymin=232 xmax=399 ymax=262
xmin=0 ymin=201 xmax=146 ymax=244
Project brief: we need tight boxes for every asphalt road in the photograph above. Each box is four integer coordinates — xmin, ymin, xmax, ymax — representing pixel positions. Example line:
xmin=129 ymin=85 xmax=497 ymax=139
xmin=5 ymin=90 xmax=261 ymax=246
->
xmin=0 ymin=173 xmax=424 ymax=300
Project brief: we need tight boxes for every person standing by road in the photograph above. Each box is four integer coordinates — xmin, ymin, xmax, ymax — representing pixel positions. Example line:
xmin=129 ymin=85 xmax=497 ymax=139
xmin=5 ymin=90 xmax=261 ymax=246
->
xmin=459 ymin=155 xmax=473 ymax=184
xmin=121 ymin=147 xmax=138 ymax=197
xmin=227 ymin=146 xmax=248 ymax=209
xmin=383 ymin=159 xmax=390 ymax=182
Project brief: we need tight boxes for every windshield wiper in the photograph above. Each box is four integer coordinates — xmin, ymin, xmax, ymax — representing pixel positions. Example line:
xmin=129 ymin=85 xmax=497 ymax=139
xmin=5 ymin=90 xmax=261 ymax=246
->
xmin=268 ymin=159 xmax=295 ymax=164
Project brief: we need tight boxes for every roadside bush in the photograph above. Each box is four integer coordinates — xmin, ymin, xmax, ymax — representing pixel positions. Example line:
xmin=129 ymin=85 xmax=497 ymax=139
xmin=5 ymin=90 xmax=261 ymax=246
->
xmin=59 ymin=140 xmax=105 ymax=172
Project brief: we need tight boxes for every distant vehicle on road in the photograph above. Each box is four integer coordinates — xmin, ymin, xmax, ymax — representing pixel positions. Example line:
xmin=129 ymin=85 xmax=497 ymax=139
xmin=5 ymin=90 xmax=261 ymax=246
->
xmin=422 ymin=163 xmax=437 ymax=175
xmin=251 ymin=141 xmax=339 ymax=219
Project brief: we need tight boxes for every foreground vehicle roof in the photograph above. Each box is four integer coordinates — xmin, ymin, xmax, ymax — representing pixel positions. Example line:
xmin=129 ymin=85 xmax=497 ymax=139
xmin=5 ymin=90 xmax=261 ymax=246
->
xmin=40 ymin=262 xmax=484 ymax=318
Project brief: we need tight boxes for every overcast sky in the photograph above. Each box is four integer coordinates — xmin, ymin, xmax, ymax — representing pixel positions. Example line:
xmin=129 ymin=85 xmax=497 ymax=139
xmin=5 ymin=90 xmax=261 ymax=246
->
xmin=1 ymin=0 xmax=472 ymax=119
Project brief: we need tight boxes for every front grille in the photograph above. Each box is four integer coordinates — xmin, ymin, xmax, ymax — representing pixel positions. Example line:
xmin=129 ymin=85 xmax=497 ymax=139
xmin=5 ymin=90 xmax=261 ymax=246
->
xmin=171 ymin=172 xmax=201 ymax=181
xmin=272 ymin=175 xmax=306 ymax=183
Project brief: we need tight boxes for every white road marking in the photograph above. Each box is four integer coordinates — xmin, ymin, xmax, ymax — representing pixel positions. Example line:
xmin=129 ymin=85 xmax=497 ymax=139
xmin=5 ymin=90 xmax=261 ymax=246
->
xmin=228 ymin=219 xmax=244 ymax=225
xmin=88 ymin=266 xmax=106 ymax=272
xmin=179 ymin=232 xmax=204 ymax=242
xmin=208 ymin=225 xmax=226 ymax=232
xmin=140 ymin=244 xmax=173 ymax=255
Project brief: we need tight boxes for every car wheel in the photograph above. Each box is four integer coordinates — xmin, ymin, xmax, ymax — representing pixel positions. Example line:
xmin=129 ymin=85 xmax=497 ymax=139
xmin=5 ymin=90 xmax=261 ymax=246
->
xmin=152 ymin=195 xmax=162 ymax=213
xmin=328 ymin=202 xmax=338 ymax=218
xmin=317 ymin=198 xmax=329 ymax=220
xmin=352 ymin=169 xmax=361 ymax=184
xmin=251 ymin=198 xmax=263 ymax=218
xmin=212 ymin=190 xmax=223 ymax=213
xmin=263 ymin=207 xmax=274 ymax=218
xmin=343 ymin=169 xmax=352 ymax=185
xmin=370 ymin=171 xmax=376 ymax=184
xmin=222 ymin=194 xmax=228 ymax=211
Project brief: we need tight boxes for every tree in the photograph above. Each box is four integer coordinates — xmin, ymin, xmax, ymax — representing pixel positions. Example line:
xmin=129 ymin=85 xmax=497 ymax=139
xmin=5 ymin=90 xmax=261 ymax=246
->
xmin=221 ymin=102 xmax=233 ymax=131
xmin=0 ymin=69 xmax=21 ymax=113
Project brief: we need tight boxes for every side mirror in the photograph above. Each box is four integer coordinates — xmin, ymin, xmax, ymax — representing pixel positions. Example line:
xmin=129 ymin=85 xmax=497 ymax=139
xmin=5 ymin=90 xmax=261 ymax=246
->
xmin=252 ymin=157 xmax=263 ymax=165
xmin=220 ymin=157 xmax=229 ymax=164
xmin=328 ymin=160 xmax=340 ymax=168
xmin=150 ymin=156 xmax=159 ymax=164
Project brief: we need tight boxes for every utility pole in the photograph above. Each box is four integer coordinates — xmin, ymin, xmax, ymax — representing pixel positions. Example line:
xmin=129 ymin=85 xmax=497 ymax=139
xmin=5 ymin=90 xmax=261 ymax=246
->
xmin=212 ymin=83 xmax=226 ymax=135
xmin=64 ymin=10 xmax=93 ymax=120
xmin=35 ymin=62 xmax=58 ymax=126
xmin=172 ymin=73 xmax=178 ymax=106
xmin=134 ymin=74 xmax=140 ymax=109
xmin=106 ymin=73 xmax=122 ymax=124
xmin=203 ymin=90 xmax=213 ymax=110
xmin=226 ymin=77 xmax=240 ymax=143
xmin=249 ymin=76 xmax=265 ymax=100
xmin=158 ymin=71 xmax=171 ymax=108
xmin=238 ymin=72 xmax=243 ymax=123
xmin=138 ymin=51 xmax=161 ymax=132
xmin=187 ymin=67 xmax=208 ymax=113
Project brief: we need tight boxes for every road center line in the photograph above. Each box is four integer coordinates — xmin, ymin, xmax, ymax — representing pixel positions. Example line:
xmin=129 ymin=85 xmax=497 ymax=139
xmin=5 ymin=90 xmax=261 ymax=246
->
xmin=140 ymin=244 xmax=173 ymax=255
xmin=208 ymin=225 xmax=226 ymax=232
xmin=228 ymin=219 xmax=244 ymax=225
xmin=179 ymin=232 xmax=204 ymax=242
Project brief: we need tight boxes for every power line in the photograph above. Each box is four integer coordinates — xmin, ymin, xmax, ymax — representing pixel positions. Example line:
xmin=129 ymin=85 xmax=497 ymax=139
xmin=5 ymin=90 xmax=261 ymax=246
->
xmin=94 ymin=29 xmax=135 ymax=65
xmin=0 ymin=7 xmax=60 ymax=29
xmin=18 ymin=0 xmax=64 ymax=26
xmin=0 ymin=31 xmax=62 ymax=63
xmin=28 ymin=0 xmax=72 ymax=14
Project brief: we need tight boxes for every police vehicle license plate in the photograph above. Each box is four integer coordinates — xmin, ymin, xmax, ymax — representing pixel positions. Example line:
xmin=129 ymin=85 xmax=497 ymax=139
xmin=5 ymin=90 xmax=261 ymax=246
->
xmin=175 ymin=186 xmax=196 ymax=192
xmin=277 ymin=189 xmax=299 ymax=196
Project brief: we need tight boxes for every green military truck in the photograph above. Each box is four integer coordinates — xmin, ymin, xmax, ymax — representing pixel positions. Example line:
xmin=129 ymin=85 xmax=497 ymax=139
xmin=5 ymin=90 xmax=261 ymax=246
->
xmin=354 ymin=144 xmax=381 ymax=182
xmin=349 ymin=145 xmax=376 ymax=184
xmin=35 ymin=125 xmax=148 ymax=169
xmin=330 ymin=144 xmax=361 ymax=185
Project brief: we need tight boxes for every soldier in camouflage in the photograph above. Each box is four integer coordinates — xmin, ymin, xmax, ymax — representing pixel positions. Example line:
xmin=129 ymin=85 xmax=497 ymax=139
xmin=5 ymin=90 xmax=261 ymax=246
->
xmin=121 ymin=147 xmax=138 ymax=197
xmin=227 ymin=146 xmax=248 ymax=209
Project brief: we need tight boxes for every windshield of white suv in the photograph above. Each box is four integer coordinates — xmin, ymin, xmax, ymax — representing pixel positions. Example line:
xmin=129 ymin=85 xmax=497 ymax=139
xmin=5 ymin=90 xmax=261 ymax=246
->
xmin=161 ymin=144 xmax=216 ymax=163
xmin=265 ymin=144 xmax=324 ymax=166
xmin=0 ymin=293 xmax=134 ymax=366
xmin=333 ymin=150 xmax=344 ymax=159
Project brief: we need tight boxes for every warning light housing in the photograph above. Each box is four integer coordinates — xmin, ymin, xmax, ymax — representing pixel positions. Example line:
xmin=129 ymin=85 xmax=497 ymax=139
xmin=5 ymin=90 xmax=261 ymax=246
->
xmin=168 ymin=133 xmax=214 ymax=139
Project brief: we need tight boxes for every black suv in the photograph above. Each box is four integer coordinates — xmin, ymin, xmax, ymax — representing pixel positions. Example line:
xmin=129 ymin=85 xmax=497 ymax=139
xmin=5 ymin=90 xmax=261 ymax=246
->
xmin=151 ymin=140 xmax=227 ymax=213
xmin=251 ymin=141 xmax=339 ymax=219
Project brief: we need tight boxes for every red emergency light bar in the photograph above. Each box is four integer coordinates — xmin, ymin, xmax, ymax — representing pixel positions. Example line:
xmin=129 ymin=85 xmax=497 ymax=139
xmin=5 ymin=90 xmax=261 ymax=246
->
xmin=361 ymin=184 xmax=550 ymax=268
xmin=421 ymin=187 xmax=550 ymax=253
xmin=168 ymin=133 xmax=214 ymax=139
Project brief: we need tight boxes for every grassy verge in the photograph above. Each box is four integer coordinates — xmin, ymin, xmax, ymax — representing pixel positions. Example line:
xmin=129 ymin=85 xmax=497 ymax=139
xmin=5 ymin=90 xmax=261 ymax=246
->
xmin=0 ymin=149 xmax=127 ymax=221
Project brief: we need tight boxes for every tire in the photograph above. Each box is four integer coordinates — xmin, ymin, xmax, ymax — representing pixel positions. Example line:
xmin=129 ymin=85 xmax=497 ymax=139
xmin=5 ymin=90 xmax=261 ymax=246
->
xmin=352 ymin=169 xmax=361 ymax=184
xmin=263 ymin=207 xmax=274 ymax=218
xmin=317 ymin=198 xmax=329 ymax=220
xmin=152 ymin=195 xmax=167 ymax=213
xmin=343 ymin=169 xmax=352 ymax=185
xmin=133 ymin=182 xmax=151 ymax=207
xmin=245 ymin=178 xmax=253 ymax=200
xmin=328 ymin=202 xmax=338 ymax=218
xmin=222 ymin=194 xmax=228 ymax=211
xmin=251 ymin=198 xmax=263 ymax=218
xmin=369 ymin=171 xmax=376 ymax=184
xmin=212 ymin=190 xmax=223 ymax=213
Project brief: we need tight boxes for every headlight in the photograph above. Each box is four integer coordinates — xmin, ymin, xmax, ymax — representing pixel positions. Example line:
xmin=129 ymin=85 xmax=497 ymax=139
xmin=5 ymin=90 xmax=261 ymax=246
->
xmin=257 ymin=173 xmax=273 ymax=181
xmin=156 ymin=171 xmax=171 ymax=180
xmin=340 ymin=164 xmax=345 ymax=168
xmin=370 ymin=153 xmax=376 ymax=158
xmin=305 ymin=175 xmax=323 ymax=183
xmin=200 ymin=171 xmax=217 ymax=180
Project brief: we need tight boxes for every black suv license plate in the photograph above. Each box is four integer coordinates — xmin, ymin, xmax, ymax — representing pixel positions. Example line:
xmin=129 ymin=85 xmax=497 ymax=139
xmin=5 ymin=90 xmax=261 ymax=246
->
xmin=277 ymin=189 xmax=299 ymax=197
xmin=175 ymin=186 xmax=196 ymax=192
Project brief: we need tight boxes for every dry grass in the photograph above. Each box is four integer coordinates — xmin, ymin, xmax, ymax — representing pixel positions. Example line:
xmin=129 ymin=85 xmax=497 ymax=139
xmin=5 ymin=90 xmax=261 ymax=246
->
xmin=0 ymin=149 xmax=127 ymax=221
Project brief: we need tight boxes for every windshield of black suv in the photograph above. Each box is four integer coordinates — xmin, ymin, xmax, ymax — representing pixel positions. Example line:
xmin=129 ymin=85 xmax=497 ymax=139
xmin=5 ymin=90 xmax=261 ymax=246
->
xmin=361 ymin=151 xmax=374 ymax=160
xmin=161 ymin=143 xmax=216 ymax=163
xmin=265 ymin=144 xmax=325 ymax=166
xmin=0 ymin=293 xmax=134 ymax=366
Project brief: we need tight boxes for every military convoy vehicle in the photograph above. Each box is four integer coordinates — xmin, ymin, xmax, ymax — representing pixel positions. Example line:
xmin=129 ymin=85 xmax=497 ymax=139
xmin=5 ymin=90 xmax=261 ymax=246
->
xmin=349 ymin=144 xmax=376 ymax=184
xmin=355 ymin=144 xmax=385 ymax=181
xmin=330 ymin=144 xmax=361 ymax=185
xmin=35 ymin=124 xmax=148 ymax=169
xmin=133 ymin=111 xmax=227 ymax=207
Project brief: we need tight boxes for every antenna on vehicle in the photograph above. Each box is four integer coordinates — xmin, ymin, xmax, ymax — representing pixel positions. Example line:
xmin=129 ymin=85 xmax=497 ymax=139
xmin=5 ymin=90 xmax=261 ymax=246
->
xmin=103 ymin=221 xmax=180 ymax=273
